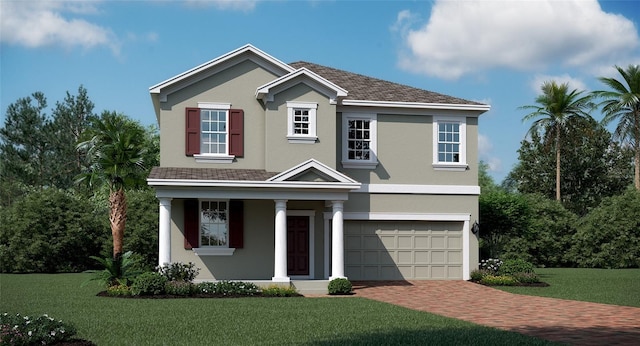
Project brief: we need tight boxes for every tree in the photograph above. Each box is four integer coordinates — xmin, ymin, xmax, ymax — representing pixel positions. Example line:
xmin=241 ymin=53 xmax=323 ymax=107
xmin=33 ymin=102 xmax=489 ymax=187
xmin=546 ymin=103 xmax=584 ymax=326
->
xmin=478 ymin=160 xmax=501 ymax=193
xmin=519 ymin=81 xmax=594 ymax=201
xmin=505 ymin=118 xmax=633 ymax=215
xmin=594 ymin=65 xmax=640 ymax=190
xmin=77 ymin=111 xmax=147 ymax=259
xmin=479 ymin=191 xmax=530 ymax=259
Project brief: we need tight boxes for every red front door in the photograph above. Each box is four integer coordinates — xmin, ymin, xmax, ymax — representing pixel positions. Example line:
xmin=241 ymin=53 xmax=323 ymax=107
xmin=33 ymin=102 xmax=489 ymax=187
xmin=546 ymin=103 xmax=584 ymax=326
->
xmin=287 ymin=216 xmax=309 ymax=276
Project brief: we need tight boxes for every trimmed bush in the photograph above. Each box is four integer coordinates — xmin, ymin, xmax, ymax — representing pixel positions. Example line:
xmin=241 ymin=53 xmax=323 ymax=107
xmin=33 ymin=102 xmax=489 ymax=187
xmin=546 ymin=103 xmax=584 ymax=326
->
xmin=0 ymin=313 xmax=78 ymax=345
xmin=131 ymin=272 xmax=167 ymax=296
xmin=470 ymin=269 xmax=490 ymax=282
xmin=157 ymin=262 xmax=199 ymax=282
xmin=498 ymin=259 xmax=535 ymax=276
xmin=196 ymin=281 xmax=260 ymax=296
xmin=261 ymin=285 xmax=298 ymax=297
xmin=479 ymin=258 xmax=503 ymax=274
xmin=106 ymin=284 xmax=132 ymax=297
xmin=328 ymin=278 xmax=352 ymax=295
xmin=479 ymin=275 xmax=518 ymax=286
xmin=165 ymin=281 xmax=196 ymax=296
xmin=512 ymin=272 xmax=541 ymax=284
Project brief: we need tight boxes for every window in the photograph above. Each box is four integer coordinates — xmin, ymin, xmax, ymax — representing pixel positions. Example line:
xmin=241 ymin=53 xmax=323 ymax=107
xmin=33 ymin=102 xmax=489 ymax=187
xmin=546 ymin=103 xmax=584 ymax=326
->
xmin=184 ymin=199 xmax=243 ymax=256
xmin=185 ymin=104 xmax=244 ymax=163
xmin=200 ymin=200 xmax=228 ymax=247
xmin=342 ymin=113 xmax=377 ymax=169
xmin=287 ymin=102 xmax=317 ymax=143
xmin=433 ymin=116 xmax=467 ymax=171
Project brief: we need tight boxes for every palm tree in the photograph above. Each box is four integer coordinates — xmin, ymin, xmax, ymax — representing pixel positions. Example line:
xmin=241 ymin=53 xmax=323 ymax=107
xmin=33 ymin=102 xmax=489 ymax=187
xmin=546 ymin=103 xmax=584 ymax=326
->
xmin=594 ymin=65 xmax=640 ymax=190
xmin=76 ymin=111 xmax=147 ymax=259
xmin=520 ymin=81 xmax=594 ymax=201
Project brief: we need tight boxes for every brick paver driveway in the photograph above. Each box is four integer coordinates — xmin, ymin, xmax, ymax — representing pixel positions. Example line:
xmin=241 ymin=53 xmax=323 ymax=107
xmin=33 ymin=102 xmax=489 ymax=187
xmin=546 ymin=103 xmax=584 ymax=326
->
xmin=353 ymin=281 xmax=640 ymax=345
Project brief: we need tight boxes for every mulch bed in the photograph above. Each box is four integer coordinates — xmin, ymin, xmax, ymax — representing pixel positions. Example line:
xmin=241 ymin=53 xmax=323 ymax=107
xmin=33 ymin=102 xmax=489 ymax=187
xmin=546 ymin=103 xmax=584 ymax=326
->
xmin=96 ymin=291 xmax=303 ymax=299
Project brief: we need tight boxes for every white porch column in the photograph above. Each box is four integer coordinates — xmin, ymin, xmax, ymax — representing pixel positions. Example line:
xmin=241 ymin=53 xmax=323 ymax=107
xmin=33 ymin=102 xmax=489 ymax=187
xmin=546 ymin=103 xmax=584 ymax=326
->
xmin=272 ymin=199 xmax=290 ymax=282
xmin=158 ymin=197 xmax=173 ymax=267
xmin=330 ymin=200 xmax=346 ymax=280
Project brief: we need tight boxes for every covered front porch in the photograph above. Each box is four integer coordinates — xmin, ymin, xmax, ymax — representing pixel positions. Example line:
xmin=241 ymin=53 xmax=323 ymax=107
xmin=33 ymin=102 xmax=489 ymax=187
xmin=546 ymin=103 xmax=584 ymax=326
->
xmin=147 ymin=159 xmax=361 ymax=285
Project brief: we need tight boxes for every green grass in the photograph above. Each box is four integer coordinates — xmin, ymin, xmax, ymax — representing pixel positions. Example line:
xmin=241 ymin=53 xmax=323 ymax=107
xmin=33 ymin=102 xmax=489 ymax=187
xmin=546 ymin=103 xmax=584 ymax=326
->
xmin=0 ymin=274 xmax=557 ymax=345
xmin=495 ymin=268 xmax=640 ymax=307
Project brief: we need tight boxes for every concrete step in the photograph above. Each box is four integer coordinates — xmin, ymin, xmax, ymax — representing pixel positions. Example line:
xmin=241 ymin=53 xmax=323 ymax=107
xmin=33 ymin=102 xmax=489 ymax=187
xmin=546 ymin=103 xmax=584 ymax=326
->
xmin=292 ymin=280 xmax=329 ymax=295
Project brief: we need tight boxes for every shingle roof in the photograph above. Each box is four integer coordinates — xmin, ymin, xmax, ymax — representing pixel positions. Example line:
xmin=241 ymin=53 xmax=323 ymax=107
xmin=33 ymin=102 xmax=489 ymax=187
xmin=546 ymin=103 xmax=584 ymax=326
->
xmin=289 ymin=61 xmax=483 ymax=105
xmin=149 ymin=167 xmax=279 ymax=181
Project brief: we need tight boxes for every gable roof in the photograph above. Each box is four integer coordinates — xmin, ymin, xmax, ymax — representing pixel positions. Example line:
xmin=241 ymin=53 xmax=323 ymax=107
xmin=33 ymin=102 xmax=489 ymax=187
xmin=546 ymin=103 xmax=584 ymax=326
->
xmin=289 ymin=61 xmax=489 ymax=110
xmin=268 ymin=159 xmax=359 ymax=184
xmin=256 ymin=67 xmax=348 ymax=104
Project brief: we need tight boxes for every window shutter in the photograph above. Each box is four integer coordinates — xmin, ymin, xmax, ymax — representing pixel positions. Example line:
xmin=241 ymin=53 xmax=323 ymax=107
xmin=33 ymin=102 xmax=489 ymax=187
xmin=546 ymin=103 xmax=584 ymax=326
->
xmin=229 ymin=109 xmax=244 ymax=157
xmin=185 ymin=108 xmax=200 ymax=156
xmin=229 ymin=200 xmax=244 ymax=248
xmin=183 ymin=199 xmax=199 ymax=249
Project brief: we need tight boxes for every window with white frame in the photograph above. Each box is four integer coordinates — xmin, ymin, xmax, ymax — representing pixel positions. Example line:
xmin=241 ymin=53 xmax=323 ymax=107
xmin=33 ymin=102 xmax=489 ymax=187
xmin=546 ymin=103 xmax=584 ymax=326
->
xmin=200 ymin=200 xmax=228 ymax=247
xmin=287 ymin=101 xmax=317 ymax=143
xmin=342 ymin=113 xmax=377 ymax=169
xmin=201 ymin=109 xmax=228 ymax=155
xmin=433 ymin=116 xmax=467 ymax=170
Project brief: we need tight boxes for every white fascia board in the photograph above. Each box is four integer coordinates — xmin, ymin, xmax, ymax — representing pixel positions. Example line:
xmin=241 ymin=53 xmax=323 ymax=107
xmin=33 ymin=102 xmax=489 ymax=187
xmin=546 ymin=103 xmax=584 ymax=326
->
xmin=353 ymin=184 xmax=480 ymax=195
xmin=153 ymin=187 xmax=350 ymax=201
xmin=268 ymin=158 xmax=359 ymax=184
xmin=340 ymin=99 xmax=490 ymax=113
xmin=147 ymin=178 xmax=360 ymax=190
xmin=149 ymin=44 xmax=294 ymax=98
xmin=323 ymin=212 xmax=471 ymax=221
xmin=256 ymin=68 xmax=348 ymax=102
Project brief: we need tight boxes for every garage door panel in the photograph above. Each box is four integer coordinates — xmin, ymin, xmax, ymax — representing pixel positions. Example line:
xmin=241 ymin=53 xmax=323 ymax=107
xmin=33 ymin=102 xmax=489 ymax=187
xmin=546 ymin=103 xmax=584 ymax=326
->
xmin=345 ymin=221 xmax=463 ymax=280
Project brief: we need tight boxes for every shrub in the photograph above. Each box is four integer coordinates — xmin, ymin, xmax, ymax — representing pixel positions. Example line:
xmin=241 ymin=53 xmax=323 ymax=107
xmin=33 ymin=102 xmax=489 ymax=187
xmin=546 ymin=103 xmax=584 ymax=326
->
xmin=165 ymin=281 xmax=196 ymax=296
xmin=512 ymin=272 xmax=541 ymax=284
xmin=83 ymin=251 xmax=143 ymax=287
xmin=261 ymin=285 xmax=298 ymax=297
xmin=470 ymin=269 xmax=490 ymax=282
xmin=196 ymin=281 xmax=260 ymax=296
xmin=131 ymin=272 xmax=167 ymax=296
xmin=328 ymin=278 xmax=352 ymax=295
xmin=479 ymin=275 xmax=518 ymax=286
xmin=106 ymin=284 xmax=132 ymax=297
xmin=157 ymin=262 xmax=200 ymax=282
xmin=498 ymin=259 xmax=535 ymax=276
xmin=0 ymin=313 xmax=78 ymax=345
xmin=479 ymin=258 xmax=503 ymax=274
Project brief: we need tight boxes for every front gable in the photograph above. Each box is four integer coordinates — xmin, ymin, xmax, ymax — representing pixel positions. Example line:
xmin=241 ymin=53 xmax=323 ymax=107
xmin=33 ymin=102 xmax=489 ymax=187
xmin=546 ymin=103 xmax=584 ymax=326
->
xmin=268 ymin=159 xmax=359 ymax=185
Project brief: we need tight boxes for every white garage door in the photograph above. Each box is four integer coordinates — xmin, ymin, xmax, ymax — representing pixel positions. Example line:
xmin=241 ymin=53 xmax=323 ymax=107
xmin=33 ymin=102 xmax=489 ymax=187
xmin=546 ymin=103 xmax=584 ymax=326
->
xmin=345 ymin=221 xmax=463 ymax=280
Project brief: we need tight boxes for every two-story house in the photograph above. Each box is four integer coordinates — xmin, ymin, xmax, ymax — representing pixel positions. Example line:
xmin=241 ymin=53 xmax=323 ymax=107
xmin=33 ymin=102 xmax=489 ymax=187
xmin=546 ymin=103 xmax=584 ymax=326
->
xmin=147 ymin=44 xmax=489 ymax=291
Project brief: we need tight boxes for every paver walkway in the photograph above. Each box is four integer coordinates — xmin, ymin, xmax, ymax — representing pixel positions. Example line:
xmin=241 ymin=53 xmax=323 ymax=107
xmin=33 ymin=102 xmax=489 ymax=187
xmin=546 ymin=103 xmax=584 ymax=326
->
xmin=353 ymin=281 xmax=640 ymax=345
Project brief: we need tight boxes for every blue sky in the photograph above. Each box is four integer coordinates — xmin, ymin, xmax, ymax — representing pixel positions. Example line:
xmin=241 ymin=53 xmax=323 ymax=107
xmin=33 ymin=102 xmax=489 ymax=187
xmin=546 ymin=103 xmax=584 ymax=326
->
xmin=1 ymin=0 xmax=639 ymax=183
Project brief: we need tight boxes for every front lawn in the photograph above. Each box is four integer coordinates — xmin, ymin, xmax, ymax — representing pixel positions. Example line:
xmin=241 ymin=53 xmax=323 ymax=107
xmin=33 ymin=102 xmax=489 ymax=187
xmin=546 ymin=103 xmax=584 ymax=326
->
xmin=495 ymin=268 xmax=640 ymax=307
xmin=0 ymin=274 xmax=556 ymax=345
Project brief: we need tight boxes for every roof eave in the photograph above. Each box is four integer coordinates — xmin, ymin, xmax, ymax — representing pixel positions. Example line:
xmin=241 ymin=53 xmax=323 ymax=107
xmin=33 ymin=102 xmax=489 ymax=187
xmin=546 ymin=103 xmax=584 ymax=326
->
xmin=340 ymin=99 xmax=491 ymax=112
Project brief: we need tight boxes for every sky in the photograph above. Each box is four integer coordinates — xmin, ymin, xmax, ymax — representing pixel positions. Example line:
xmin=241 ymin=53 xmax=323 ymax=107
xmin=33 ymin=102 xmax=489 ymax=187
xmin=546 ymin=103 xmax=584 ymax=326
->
xmin=1 ymin=0 xmax=639 ymax=183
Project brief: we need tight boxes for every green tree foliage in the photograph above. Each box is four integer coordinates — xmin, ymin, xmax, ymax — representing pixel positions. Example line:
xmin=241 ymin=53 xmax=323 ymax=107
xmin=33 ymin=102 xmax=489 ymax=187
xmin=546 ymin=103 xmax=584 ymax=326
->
xmin=594 ymin=64 xmax=640 ymax=190
xmin=118 ymin=189 xmax=159 ymax=269
xmin=479 ymin=191 xmax=530 ymax=259
xmin=77 ymin=111 xmax=148 ymax=259
xmin=571 ymin=189 xmax=640 ymax=268
xmin=505 ymin=118 xmax=633 ymax=216
xmin=520 ymin=81 xmax=594 ymax=201
xmin=478 ymin=160 xmax=500 ymax=193
xmin=0 ymin=189 xmax=105 ymax=273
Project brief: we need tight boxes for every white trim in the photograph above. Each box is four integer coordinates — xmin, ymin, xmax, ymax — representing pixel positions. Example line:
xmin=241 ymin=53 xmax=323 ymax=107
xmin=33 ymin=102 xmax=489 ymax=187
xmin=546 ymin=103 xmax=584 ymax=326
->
xmin=197 ymin=102 xmax=231 ymax=110
xmin=288 ymin=210 xmax=315 ymax=280
xmin=287 ymin=101 xmax=318 ymax=143
xmin=324 ymin=212 xmax=470 ymax=222
xmin=194 ymin=154 xmax=235 ymax=164
xmin=268 ymin=158 xmax=360 ymax=185
xmin=341 ymin=112 xmax=378 ymax=169
xmin=353 ymin=184 xmax=480 ymax=195
xmin=148 ymin=178 xmax=360 ymax=190
xmin=256 ymin=68 xmax=348 ymax=103
xmin=463 ymin=220 xmax=470 ymax=280
xmin=193 ymin=248 xmax=235 ymax=256
xmin=433 ymin=116 xmax=467 ymax=168
xmin=341 ymin=99 xmax=490 ymax=112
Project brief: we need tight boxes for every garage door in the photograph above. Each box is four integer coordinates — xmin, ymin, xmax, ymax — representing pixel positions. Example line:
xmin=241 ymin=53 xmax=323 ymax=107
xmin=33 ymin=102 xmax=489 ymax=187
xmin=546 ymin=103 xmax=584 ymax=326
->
xmin=345 ymin=221 xmax=463 ymax=280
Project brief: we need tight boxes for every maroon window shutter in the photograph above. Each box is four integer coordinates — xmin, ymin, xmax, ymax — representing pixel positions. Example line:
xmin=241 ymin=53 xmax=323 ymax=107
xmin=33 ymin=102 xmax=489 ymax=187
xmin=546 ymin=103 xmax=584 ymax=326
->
xmin=185 ymin=108 xmax=200 ymax=156
xmin=229 ymin=200 xmax=244 ymax=248
xmin=229 ymin=109 xmax=244 ymax=157
xmin=184 ymin=199 xmax=199 ymax=249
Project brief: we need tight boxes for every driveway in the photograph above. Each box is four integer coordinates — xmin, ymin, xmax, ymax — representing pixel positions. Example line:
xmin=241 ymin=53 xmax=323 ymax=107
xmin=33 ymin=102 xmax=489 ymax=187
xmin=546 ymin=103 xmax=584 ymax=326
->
xmin=353 ymin=280 xmax=640 ymax=345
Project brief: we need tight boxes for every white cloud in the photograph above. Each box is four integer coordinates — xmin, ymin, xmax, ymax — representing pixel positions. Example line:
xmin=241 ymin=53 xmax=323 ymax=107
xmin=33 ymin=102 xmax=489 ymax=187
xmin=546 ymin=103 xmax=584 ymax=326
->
xmin=478 ymin=133 xmax=502 ymax=173
xmin=530 ymin=74 xmax=588 ymax=94
xmin=0 ymin=1 xmax=120 ymax=55
xmin=182 ymin=0 xmax=259 ymax=11
xmin=397 ymin=0 xmax=639 ymax=80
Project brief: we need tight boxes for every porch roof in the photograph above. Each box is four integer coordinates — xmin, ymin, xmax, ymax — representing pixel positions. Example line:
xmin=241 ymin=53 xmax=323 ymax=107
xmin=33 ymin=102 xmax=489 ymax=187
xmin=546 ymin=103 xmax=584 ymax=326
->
xmin=148 ymin=167 xmax=278 ymax=181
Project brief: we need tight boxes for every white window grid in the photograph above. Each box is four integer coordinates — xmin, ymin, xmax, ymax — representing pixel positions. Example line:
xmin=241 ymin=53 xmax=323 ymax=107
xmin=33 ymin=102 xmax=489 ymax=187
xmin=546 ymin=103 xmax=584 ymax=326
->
xmin=293 ymin=109 xmax=310 ymax=135
xmin=438 ymin=122 xmax=460 ymax=162
xmin=200 ymin=109 xmax=228 ymax=155
xmin=200 ymin=200 xmax=228 ymax=247
xmin=347 ymin=119 xmax=371 ymax=161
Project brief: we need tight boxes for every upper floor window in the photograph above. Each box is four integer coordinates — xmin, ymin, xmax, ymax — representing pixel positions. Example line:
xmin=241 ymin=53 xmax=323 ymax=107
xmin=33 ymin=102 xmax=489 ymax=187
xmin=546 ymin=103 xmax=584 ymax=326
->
xmin=185 ymin=103 xmax=244 ymax=163
xmin=287 ymin=101 xmax=317 ymax=143
xmin=342 ymin=113 xmax=377 ymax=169
xmin=433 ymin=116 xmax=467 ymax=171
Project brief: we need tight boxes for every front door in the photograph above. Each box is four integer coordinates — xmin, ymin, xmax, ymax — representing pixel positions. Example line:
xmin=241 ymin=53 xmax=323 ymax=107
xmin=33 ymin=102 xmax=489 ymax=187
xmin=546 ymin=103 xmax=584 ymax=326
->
xmin=287 ymin=216 xmax=309 ymax=276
